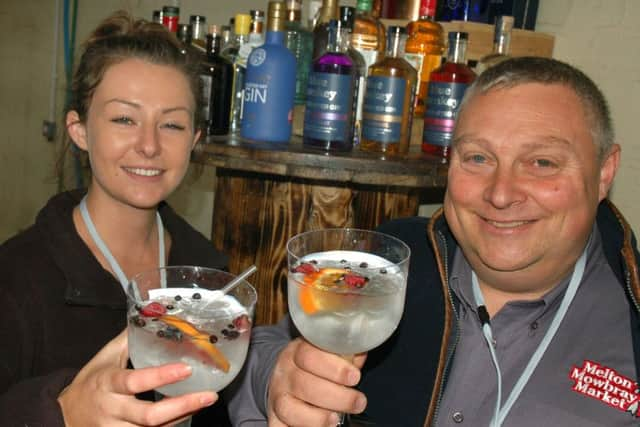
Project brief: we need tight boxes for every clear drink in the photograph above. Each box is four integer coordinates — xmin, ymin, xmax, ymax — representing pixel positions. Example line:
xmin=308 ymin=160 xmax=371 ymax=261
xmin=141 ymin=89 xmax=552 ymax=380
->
xmin=288 ymin=250 xmax=406 ymax=354
xmin=126 ymin=267 xmax=256 ymax=396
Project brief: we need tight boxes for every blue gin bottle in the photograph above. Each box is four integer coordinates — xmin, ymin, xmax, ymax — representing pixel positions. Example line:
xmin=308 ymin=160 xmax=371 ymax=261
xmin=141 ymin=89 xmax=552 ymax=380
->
xmin=303 ymin=19 xmax=356 ymax=151
xmin=241 ymin=2 xmax=297 ymax=143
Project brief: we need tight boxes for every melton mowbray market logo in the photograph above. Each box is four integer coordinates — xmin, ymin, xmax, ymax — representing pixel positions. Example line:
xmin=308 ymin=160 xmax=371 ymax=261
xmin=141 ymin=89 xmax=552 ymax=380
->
xmin=569 ymin=360 xmax=639 ymax=417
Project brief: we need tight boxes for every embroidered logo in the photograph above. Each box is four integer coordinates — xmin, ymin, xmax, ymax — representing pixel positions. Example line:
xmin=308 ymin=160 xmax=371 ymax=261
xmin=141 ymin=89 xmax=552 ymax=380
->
xmin=569 ymin=360 xmax=639 ymax=417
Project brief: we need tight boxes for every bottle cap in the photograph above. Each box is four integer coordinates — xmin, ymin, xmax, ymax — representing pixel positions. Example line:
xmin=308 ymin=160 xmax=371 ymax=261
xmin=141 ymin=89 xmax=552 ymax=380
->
xmin=267 ymin=1 xmax=286 ymax=32
xmin=162 ymin=6 xmax=179 ymax=16
xmin=339 ymin=6 xmax=356 ymax=31
xmin=496 ymin=15 xmax=515 ymax=33
xmin=190 ymin=15 xmax=206 ymax=24
xmin=388 ymin=26 xmax=406 ymax=36
xmin=177 ymin=24 xmax=192 ymax=43
xmin=356 ymin=0 xmax=373 ymax=12
xmin=235 ymin=14 xmax=252 ymax=35
xmin=448 ymin=31 xmax=469 ymax=42
xmin=208 ymin=24 xmax=221 ymax=35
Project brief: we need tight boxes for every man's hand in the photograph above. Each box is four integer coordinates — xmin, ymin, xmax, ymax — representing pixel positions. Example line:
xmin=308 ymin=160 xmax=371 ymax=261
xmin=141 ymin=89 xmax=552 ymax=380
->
xmin=58 ymin=329 xmax=217 ymax=426
xmin=267 ymin=338 xmax=367 ymax=427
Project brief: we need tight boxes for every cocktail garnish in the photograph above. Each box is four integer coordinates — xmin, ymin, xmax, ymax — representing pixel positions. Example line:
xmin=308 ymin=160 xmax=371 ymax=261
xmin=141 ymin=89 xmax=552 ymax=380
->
xmin=139 ymin=302 xmax=167 ymax=318
xmin=296 ymin=267 xmax=369 ymax=315
xmin=159 ymin=314 xmax=230 ymax=373
xmin=293 ymin=262 xmax=317 ymax=274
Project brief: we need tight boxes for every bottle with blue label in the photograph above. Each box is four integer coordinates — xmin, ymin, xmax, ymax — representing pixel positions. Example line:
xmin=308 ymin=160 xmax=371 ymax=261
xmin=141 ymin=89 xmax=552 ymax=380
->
xmin=361 ymin=26 xmax=417 ymax=154
xmin=303 ymin=19 xmax=356 ymax=151
xmin=241 ymin=2 xmax=297 ymax=143
xmin=422 ymin=31 xmax=476 ymax=159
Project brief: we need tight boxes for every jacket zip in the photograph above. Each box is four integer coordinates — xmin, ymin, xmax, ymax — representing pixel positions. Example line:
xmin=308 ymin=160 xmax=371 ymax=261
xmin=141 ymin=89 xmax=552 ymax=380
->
xmin=431 ymin=229 xmax=461 ymax=426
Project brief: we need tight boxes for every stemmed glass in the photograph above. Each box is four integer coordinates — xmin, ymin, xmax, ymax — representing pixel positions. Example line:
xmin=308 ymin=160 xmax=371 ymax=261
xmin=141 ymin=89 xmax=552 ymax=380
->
xmin=287 ymin=228 xmax=410 ymax=425
xmin=126 ymin=266 xmax=257 ymax=426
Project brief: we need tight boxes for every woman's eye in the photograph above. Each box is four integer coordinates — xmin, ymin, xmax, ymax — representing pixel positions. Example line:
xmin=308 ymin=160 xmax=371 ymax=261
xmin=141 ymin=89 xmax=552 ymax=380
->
xmin=111 ymin=116 xmax=134 ymax=125
xmin=162 ymin=122 xmax=186 ymax=131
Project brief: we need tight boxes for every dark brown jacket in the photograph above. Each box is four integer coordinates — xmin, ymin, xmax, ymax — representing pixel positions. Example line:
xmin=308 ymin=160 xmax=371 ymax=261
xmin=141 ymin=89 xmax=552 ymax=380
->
xmin=0 ymin=190 xmax=229 ymax=426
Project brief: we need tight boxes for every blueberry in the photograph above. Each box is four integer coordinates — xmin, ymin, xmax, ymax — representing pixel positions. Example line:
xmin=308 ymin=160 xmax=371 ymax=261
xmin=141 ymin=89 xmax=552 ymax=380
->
xmin=380 ymin=268 xmax=387 ymax=274
xmin=221 ymin=329 xmax=229 ymax=336
xmin=193 ymin=293 xmax=202 ymax=300
xmin=340 ymin=259 xmax=347 ymax=264
xmin=359 ymin=262 xmax=368 ymax=268
xmin=174 ymin=295 xmax=182 ymax=301
xmin=157 ymin=330 xmax=166 ymax=338
xmin=166 ymin=304 xmax=174 ymax=310
xmin=228 ymin=324 xmax=235 ymax=329
xmin=225 ymin=330 xmax=240 ymax=340
xmin=209 ymin=335 xmax=218 ymax=343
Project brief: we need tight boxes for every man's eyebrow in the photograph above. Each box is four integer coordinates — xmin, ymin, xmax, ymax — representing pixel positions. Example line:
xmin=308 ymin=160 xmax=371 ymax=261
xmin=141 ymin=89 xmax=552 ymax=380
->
xmin=452 ymin=135 xmax=574 ymax=149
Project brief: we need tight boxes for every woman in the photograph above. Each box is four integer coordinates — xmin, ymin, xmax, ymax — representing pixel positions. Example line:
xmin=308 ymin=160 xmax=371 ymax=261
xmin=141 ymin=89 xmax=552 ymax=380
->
xmin=0 ymin=11 xmax=229 ymax=426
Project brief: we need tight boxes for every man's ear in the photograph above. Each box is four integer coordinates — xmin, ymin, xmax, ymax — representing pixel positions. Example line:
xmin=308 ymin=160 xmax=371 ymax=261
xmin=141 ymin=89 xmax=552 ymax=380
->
xmin=598 ymin=143 xmax=621 ymax=201
xmin=66 ymin=110 xmax=88 ymax=151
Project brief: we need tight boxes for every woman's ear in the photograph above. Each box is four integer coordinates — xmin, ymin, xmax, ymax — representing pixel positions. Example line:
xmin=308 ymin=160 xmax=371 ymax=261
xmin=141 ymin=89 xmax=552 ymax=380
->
xmin=66 ymin=110 xmax=88 ymax=151
xmin=191 ymin=129 xmax=201 ymax=150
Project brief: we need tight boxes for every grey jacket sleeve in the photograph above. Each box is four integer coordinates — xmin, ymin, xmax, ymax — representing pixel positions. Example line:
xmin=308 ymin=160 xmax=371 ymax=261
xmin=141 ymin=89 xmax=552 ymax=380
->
xmin=224 ymin=316 xmax=298 ymax=426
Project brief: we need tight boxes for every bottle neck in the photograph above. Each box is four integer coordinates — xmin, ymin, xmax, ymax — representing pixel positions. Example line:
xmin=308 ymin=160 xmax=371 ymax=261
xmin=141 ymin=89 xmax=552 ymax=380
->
xmin=494 ymin=32 xmax=511 ymax=55
xmin=206 ymin=34 xmax=222 ymax=57
xmin=387 ymin=33 xmax=406 ymax=58
xmin=328 ymin=27 xmax=349 ymax=53
xmin=447 ymin=37 xmax=468 ymax=64
xmin=265 ymin=30 xmax=285 ymax=45
xmin=356 ymin=0 xmax=373 ymax=14
xmin=318 ymin=0 xmax=338 ymax=25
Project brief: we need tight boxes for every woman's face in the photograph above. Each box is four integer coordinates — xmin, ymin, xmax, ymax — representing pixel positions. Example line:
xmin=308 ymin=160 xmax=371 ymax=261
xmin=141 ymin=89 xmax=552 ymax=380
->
xmin=67 ymin=58 xmax=200 ymax=210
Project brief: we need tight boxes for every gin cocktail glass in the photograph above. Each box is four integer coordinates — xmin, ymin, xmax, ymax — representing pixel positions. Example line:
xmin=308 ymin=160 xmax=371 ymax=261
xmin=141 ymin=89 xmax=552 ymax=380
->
xmin=126 ymin=265 xmax=256 ymax=423
xmin=287 ymin=228 xmax=410 ymax=423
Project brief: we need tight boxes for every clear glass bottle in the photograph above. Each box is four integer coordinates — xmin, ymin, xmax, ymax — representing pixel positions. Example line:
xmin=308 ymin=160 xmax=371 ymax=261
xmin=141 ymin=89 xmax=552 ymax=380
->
xmin=361 ymin=26 xmax=417 ymax=154
xmin=340 ymin=6 xmax=367 ymax=146
xmin=201 ymin=33 xmax=234 ymax=136
xmin=403 ymin=0 xmax=445 ymax=117
xmin=422 ymin=31 xmax=476 ymax=158
xmin=249 ymin=10 xmax=266 ymax=46
xmin=242 ymin=1 xmax=297 ymax=143
xmin=312 ymin=0 xmax=339 ymax=59
xmin=304 ymin=19 xmax=357 ymax=151
xmin=476 ymin=15 xmax=514 ymax=74
xmin=222 ymin=14 xmax=252 ymax=133
xmin=351 ymin=0 xmax=386 ymax=72
xmin=285 ymin=0 xmax=313 ymax=105
xmin=152 ymin=10 xmax=163 ymax=25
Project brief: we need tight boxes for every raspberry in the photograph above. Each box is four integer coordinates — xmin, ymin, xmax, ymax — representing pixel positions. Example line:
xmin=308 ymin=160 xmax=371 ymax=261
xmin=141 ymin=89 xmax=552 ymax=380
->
xmin=293 ymin=263 xmax=317 ymax=275
xmin=140 ymin=302 xmax=167 ymax=317
xmin=344 ymin=273 xmax=368 ymax=288
xmin=233 ymin=314 xmax=251 ymax=332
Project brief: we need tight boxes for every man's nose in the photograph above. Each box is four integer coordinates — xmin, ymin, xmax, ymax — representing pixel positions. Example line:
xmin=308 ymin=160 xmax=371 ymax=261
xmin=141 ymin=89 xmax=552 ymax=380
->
xmin=483 ymin=165 xmax=526 ymax=209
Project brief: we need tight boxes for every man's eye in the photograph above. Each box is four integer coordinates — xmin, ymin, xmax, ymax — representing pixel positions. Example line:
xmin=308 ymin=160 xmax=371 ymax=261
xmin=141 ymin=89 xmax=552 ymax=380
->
xmin=465 ymin=154 xmax=487 ymax=164
xmin=111 ymin=116 xmax=134 ymax=125
xmin=534 ymin=158 xmax=557 ymax=168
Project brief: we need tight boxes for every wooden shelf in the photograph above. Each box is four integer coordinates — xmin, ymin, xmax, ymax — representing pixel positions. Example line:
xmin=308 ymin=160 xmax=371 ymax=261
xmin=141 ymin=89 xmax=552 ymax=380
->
xmin=381 ymin=19 xmax=555 ymax=61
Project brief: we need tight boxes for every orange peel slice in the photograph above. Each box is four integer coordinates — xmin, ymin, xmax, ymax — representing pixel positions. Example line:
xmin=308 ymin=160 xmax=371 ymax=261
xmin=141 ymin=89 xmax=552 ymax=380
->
xmin=297 ymin=267 xmax=354 ymax=315
xmin=159 ymin=314 xmax=230 ymax=373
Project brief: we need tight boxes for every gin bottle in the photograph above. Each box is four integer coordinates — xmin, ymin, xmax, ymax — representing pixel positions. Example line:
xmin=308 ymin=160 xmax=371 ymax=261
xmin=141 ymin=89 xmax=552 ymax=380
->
xmin=285 ymin=0 xmax=313 ymax=105
xmin=361 ymin=26 xmax=417 ymax=154
xmin=312 ymin=0 xmax=339 ymax=60
xmin=303 ymin=20 xmax=356 ymax=151
xmin=222 ymin=14 xmax=251 ymax=133
xmin=242 ymin=1 xmax=297 ymax=143
xmin=340 ymin=6 xmax=367 ymax=146
xmin=476 ymin=15 xmax=514 ymax=74
xmin=422 ymin=31 xmax=476 ymax=158
xmin=201 ymin=33 xmax=233 ymax=136
xmin=351 ymin=0 xmax=386 ymax=72
xmin=403 ymin=0 xmax=444 ymax=117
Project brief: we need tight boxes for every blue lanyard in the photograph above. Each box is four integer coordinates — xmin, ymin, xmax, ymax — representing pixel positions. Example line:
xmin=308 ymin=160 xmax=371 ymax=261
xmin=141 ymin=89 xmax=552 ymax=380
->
xmin=471 ymin=245 xmax=588 ymax=426
xmin=79 ymin=196 xmax=165 ymax=292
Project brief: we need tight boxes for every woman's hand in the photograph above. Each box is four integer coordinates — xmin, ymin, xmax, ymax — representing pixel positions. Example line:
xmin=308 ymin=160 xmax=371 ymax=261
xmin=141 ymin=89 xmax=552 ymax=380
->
xmin=58 ymin=329 xmax=217 ymax=426
xmin=267 ymin=338 xmax=367 ymax=427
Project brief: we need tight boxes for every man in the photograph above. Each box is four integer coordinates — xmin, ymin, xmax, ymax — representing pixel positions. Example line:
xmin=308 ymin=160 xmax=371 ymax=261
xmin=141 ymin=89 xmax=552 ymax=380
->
xmin=225 ymin=57 xmax=640 ymax=426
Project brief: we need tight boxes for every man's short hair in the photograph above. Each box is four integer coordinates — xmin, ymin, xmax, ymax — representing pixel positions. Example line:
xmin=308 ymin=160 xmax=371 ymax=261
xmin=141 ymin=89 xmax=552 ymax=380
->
xmin=458 ymin=57 xmax=614 ymax=160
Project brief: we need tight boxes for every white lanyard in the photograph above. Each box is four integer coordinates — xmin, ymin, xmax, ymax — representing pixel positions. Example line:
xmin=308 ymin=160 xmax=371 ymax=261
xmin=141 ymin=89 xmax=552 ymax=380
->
xmin=471 ymin=246 xmax=588 ymax=427
xmin=79 ymin=196 xmax=165 ymax=292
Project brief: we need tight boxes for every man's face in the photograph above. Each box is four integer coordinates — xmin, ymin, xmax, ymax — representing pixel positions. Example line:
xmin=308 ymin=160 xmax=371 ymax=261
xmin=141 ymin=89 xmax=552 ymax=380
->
xmin=444 ymin=83 xmax=619 ymax=295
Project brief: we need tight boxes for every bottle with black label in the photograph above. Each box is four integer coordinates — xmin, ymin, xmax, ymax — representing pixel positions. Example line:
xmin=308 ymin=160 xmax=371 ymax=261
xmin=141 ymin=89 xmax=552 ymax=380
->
xmin=303 ymin=19 xmax=356 ymax=151
xmin=361 ymin=26 xmax=417 ymax=154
